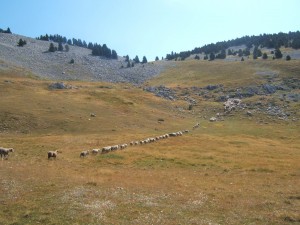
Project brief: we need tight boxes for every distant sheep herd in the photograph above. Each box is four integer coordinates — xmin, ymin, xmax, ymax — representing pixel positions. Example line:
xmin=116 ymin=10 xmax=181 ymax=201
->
xmin=79 ymin=130 xmax=190 ymax=158
xmin=1 ymin=123 xmax=200 ymax=160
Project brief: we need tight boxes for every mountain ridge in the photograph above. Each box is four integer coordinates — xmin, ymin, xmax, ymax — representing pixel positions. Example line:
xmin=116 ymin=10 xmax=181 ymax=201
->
xmin=0 ymin=33 xmax=169 ymax=84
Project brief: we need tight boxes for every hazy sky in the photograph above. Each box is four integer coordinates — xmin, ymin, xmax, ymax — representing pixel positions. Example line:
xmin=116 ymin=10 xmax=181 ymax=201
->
xmin=1 ymin=0 xmax=299 ymax=61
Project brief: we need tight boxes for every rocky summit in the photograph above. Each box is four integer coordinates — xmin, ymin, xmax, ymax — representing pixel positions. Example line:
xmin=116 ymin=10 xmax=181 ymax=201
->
xmin=0 ymin=33 xmax=170 ymax=84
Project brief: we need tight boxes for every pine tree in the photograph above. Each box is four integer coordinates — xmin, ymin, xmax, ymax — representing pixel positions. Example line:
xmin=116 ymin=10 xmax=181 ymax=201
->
xmin=238 ymin=49 xmax=243 ymax=57
xmin=67 ymin=39 xmax=72 ymax=45
xmin=58 ymin=42 xmax=63 ymax=51
xmin=17 ymin=39 xmax=26 ymax=47
xmin=262 ymin=53 xmax=268 ymax=59
xmin=112 ymin=50 xmax=118 ymax=59
xmin=88 ymin=42 xmax=94 ymax=50
xmin=65 ymin=44 xmax=69 ymax=52
xmin=49 ymin=43 xmax=56 ymax=52
xmin=6 ymin=27 xmax=12 ymax=34
xmin=275 ymin=48 xmax=283 ymax=59
xmin=257 ymin=49 xmax=262 ymax=57
xmin=253 ymin=46 xmax=258 ymax=59
xmin=155 ymin=56 xmax=159 ymax=61
xmin=142 ymin=56 xmax=148 ymax=64
xmin=194 ymin=55 xmax=200 ymax=60
xmin=133 ymin=55 xmax=140 ymax=63
xmin=286 ymin=55 xmax=291 ymax=61
xmin=209 ymin=52 xmax=215 ymax=61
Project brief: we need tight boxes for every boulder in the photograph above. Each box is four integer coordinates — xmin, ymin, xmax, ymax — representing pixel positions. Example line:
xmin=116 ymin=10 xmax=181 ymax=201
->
xmin=49 ymin=82 xmax=68 ymax=89
xmin=246 ymin=111 xmax=253 ymax=116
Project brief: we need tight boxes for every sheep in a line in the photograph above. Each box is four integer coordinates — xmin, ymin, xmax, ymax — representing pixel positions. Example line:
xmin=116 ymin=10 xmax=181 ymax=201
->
xmin=169 ymin=132 xmax=177 ymax=137
xmin=48 ymin=150 xmax=58 ymax=159
xmin=176 ymin=131 xmax=183 ymax=136
xmin=92 ymin=149 xmax=100 ymax=154
xmin=149 ymin=138 xmax=156 ymax=143
xmin=111 ymin=145 xmax=119 ymax=151
xmin=80 ymin=150 xmax=89 ymax=157
xmin=120 ymin=144 xmax=128 ymax=150
xmin=87 ymin=128 xmax=190 ymax=157
xmin=102 ymin=146 xmax=111 ymax=154
xmin=0 ymin=147 xmax=14 ymax=159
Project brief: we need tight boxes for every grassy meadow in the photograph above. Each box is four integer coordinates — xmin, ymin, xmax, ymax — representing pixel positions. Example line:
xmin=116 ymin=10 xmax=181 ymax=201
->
xmin=0 ymin=61 xmax=299 ymax=225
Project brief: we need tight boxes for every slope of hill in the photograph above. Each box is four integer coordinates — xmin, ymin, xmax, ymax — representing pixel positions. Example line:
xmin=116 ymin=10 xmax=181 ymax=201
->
xmin=0 ymin=69 xmax=299 ymax=225
xmin=0 ymin=31 xmax=300 ymax=224
xmin=0 ymin=33 xmax=169 ymax=84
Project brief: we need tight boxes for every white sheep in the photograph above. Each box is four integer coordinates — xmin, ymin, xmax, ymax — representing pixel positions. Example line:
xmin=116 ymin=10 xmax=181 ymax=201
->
xmin=134 ymin=141 xmax=139 ymax=145
xmin=120 ymin=144 xmax=127 ymax=150
xmin=0 ymin=147 xmax=14 ymax=159
xmin=193 ymin=123 xmax=200 ymax=129
xmin=111 ymin=145 xmax=119 ymax=151
xmin=169 ymin=132 xmax=177 ymax=137
xmin=102 ymin=146 xmax=111 ymax=154
xmin=48 ymin=150 xmax=58 ymax=159
xmin=149 ymin=138 xmax=156 ymax=142
xmin=80 ymin=150 xmax=89 ymax=157
xmin=92 ymin=149 xmax=100 ymax=154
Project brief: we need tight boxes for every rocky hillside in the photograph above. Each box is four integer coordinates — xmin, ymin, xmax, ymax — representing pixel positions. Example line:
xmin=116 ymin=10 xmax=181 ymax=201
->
xmin=0 ymin=33 xmax=169 ymax=84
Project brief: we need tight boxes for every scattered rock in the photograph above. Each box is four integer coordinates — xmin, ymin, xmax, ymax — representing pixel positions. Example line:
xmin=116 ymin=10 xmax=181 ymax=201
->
xmin=224 ymin=98 xmax=241 ymax=112
xmin=144 ymin=85 xmax=177 ymax=100
xmin=48 ymin=82 xmax=69 ymax=89
xmin=262 ymin=84 xmax=277 ymax=94
xmin=246 ymin=111 xmax=253 ymax=116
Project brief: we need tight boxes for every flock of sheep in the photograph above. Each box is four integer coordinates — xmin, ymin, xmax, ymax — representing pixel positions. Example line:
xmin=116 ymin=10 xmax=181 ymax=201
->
xmin=1 ymin=123 xmax=200 ymax=160
xmin=78 ymin=130 xmax=190 ymax=158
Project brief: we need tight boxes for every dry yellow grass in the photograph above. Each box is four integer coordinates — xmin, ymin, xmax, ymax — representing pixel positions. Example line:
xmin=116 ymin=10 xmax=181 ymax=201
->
xmin=0 ymin=68 xmax=299 ymax=224
xmin=148 ymin=60 xmax=300 ymax=88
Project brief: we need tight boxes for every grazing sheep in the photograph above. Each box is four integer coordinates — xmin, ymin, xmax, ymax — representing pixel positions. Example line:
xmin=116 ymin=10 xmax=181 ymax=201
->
xmin=177 ymin=131 xmax=183 ymax=136
xmin=130 ymin=141 xmax=134 ymax=146
xmin=169 ymin=133 xmax=177 ymax=137
xmin=92 ymin=149 xmax=100 ymax=154
xmin=120 ymin=144 xmax=127 ymax=150
xmin=80 ymin=150 xmax=89 ymax=157
xmin=0 ymin=147 xmax=14 ymax=159
xmin=102 ymin=146 xmax=111 ymax=154
xmin=149 ymin=138 xmax=156 ymax=143
xmin=134 ymin=141 xmax=139 ymax=145
xmin=111 ymin=145 xmax=119 ymax=151
xmin=193 ymin=123 xmax=200 ymax=129
xmin=164 ymin=134 xmax=169 ymax=138
xmin=48 ymin=150 xmax=58 ymax=159
xmin=183 ymin=130 xmax=189 ymax=133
